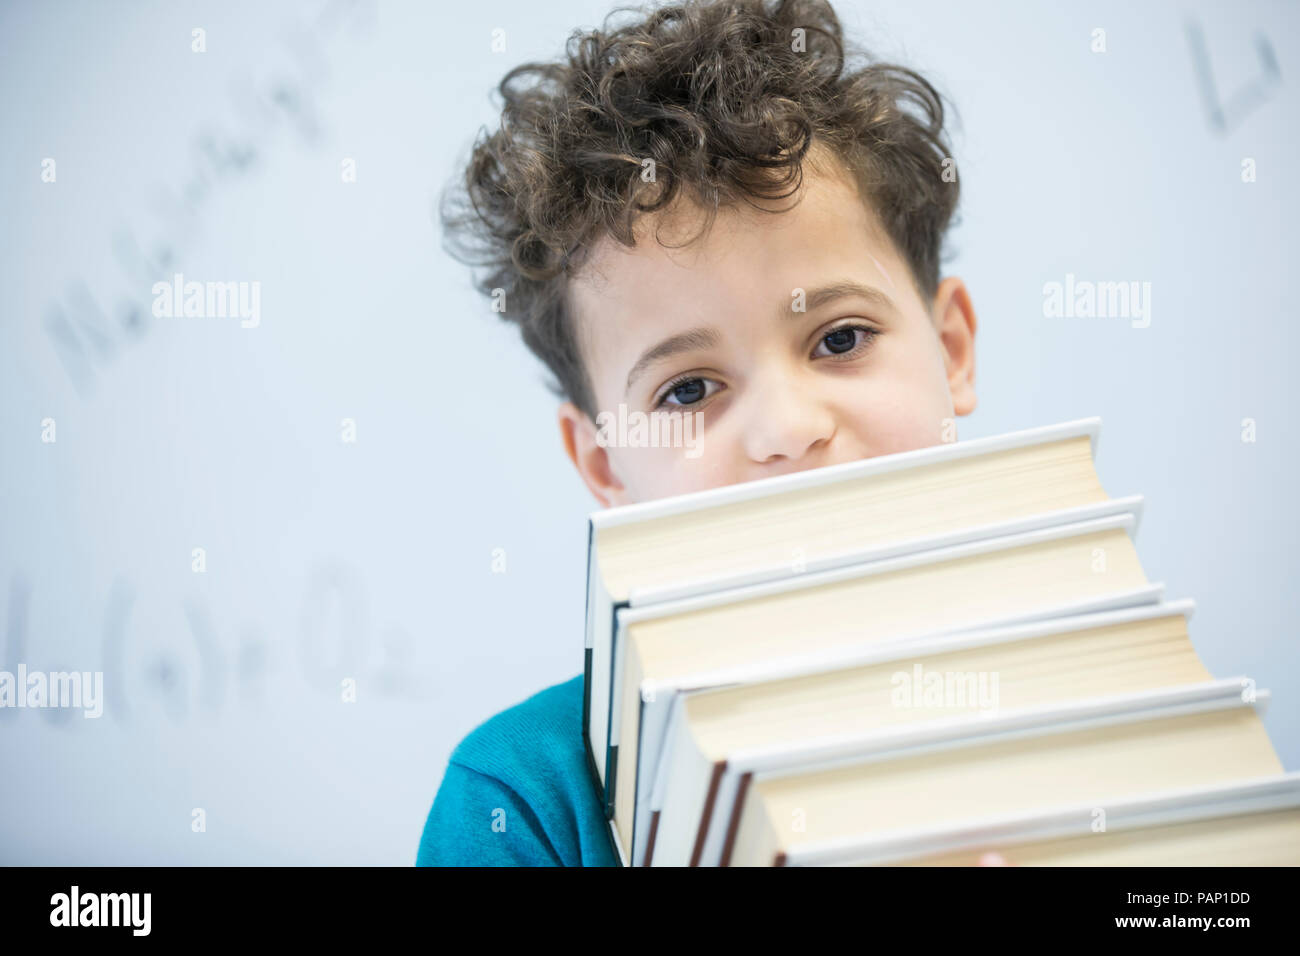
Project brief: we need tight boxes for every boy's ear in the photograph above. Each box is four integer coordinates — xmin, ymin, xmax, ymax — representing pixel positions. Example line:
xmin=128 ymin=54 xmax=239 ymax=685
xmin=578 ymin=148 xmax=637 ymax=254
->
xmin=930 ymin=276 xmax=978 ymax=417
xmin=558 ymin=401 xmax=627 ymax=509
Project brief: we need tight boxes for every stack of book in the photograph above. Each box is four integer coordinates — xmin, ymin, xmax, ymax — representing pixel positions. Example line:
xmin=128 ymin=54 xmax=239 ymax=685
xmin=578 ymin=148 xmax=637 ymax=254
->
xmin=580 ymin=419 xmax=1299 ymax=866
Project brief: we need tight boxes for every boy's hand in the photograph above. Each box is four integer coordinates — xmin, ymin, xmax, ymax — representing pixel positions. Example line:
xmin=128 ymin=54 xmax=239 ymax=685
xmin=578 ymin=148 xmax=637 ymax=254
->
xmin=976 ymin=852 xmax=1011 ymax=866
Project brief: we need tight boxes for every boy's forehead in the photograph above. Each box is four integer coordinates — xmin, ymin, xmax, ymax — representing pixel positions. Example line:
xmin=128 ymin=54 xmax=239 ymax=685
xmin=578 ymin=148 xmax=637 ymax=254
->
xmin=568 ymin=161 xmax=911 ymax=400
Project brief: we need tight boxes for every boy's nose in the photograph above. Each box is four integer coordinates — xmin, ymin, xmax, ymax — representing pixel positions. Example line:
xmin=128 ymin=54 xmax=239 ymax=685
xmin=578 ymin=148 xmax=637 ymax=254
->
xmin=739 ymin=373 xmax=837 ymax=470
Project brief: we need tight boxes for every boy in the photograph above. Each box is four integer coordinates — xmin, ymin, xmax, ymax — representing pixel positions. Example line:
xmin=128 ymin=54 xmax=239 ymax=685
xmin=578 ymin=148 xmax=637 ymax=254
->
xmin=418 ymin=0 xmax=981 ymax=866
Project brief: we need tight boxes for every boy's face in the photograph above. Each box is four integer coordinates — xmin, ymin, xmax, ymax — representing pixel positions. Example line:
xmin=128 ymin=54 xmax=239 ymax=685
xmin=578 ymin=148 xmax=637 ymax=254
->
xmin=558 ymin=153 xmax=977 ymax=507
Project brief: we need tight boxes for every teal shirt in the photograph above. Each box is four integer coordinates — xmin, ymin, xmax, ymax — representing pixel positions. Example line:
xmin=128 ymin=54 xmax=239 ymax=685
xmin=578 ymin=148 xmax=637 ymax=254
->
xmin=416 ymin=674 xmax=620 ymax=866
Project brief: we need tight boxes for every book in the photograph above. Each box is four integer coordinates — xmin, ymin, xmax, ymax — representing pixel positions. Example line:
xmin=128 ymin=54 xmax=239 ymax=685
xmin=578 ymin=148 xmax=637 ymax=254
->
xmin=855 ymin=773 xmax=1300 ymax=867
xmin=643 ymin=599 xmax=1208 ymax=865
xmin=724 ymin=680 xmax=1282 ymax=866
xmin=619 ymin=513 xmax=1162 ymax=863
xmin=613 ymin=509 xmax=1162 ymax=860
xmin=579 ymin=418 xmax=1297 ymax=866
xmin=583 ymin=418 xmax=1114 ymax=807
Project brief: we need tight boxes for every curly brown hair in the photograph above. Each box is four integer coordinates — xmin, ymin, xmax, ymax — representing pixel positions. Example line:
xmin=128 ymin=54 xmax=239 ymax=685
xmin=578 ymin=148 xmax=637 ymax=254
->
xmin=439 ymin=0 xmax=960 ymax=422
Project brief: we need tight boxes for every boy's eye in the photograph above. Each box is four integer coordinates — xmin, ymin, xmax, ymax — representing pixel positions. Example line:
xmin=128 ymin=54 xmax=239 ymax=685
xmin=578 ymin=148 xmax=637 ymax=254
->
xmin=813 ymin=324 xmax=878 ymax=358
xmin=657 ymin=376 xmax=720 ymax=408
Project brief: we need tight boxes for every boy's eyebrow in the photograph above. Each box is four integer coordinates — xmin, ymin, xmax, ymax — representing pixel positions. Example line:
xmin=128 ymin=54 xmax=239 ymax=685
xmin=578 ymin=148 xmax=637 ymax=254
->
xmin=623 ymin=280 xmax=895 ymax=395
xmin=625 ymin=327 xmax=722 ymax=394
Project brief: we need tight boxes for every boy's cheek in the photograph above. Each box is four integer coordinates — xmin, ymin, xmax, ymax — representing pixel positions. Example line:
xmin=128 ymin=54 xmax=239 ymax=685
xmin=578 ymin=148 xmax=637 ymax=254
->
xmin=839 ymin=365 xmax=956 ymax=451
xmin=611 ymin=445 xmax=727 ymax=501
xmin=855 ymin=407 xmax=949 ymax=457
